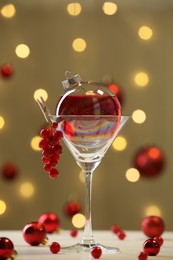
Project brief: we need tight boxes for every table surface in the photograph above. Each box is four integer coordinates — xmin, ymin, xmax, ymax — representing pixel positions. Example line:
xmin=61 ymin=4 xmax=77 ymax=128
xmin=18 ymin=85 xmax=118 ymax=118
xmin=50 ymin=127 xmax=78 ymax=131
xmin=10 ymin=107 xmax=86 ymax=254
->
xmin=0 ymin=230 xmax=172 ymax=260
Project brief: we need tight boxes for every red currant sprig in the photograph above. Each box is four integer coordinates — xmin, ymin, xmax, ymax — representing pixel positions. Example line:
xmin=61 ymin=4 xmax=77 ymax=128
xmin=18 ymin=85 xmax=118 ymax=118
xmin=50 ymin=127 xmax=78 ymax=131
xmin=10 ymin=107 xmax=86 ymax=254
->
xmin=39 ymin=122 xmax=63 ymax=179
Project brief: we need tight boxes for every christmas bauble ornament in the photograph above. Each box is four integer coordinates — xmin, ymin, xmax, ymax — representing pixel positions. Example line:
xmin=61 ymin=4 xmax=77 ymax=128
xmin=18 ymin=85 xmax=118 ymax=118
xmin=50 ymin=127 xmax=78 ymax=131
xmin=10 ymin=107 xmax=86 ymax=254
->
xmin=23 ymin=221 xmax=47 ymax=246
xmin=0 ymin=63 xmax=14 ymax=78
xmin=134 ymin=145 xmax=165 ymax=178
xmin=141 ymin=216 xmax=165 ymax=238
xmin=1 ymin=162 xmax=18 ymax=181
xmin=0 ymin=237 xmax=14 ymax=260
xmin=107 ymin=82 xmax=124 ymax=106
xmin=154 ymin=236 xmax=164 ymax=246
xmin=38 ymin=212 xmax=60 ymax=233
xmin=56 ymin=73 xmax=121 ymax=117
xmin=138 ymin=251 xmax=147 ymax=260
xmin=143 ymin=238 xmax=160 ymax=256
xmin=64 ymin=200 xmax=81 ymax=217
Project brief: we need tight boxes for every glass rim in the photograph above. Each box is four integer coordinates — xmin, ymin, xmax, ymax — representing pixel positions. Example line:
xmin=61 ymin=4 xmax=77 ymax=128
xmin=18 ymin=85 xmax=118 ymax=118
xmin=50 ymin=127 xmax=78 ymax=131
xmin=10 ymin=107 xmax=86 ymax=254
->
xmin=48 ymin=114 xmax=130 ymax=118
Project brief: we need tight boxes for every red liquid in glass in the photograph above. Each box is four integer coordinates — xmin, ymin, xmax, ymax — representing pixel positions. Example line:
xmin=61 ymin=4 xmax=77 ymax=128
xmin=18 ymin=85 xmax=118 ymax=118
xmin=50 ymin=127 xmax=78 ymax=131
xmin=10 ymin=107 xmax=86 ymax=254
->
xmin=56 ymin=95 xmax=121 ymax=116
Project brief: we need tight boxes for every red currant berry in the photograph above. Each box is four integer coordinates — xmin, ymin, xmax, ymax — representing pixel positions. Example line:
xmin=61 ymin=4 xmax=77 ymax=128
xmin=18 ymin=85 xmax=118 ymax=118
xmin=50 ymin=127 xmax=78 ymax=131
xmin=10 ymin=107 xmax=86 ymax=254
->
xmin=52 ymin=122 xmax=58 ymax=129
xmin=42 ymin=156 xmax=50 ymax=164
xmin=49 ymin=168 xmax=59 ymax=179
xmin=53 ymin=130 xmax=63 ymax=141
xmin=117 ymin=231 xmax=126 ymax=240
xmin=143 ymin=238 xmax=160 ymax=256
xmin=70 ymin=229 xmax=78 ymax=237
xmin=138 ymin=251 xmax=148 ymax=260
xmin=111 ymin=224 xmax=121 ymax=234
xmin=40 ymin=128 xmax=51 ymax=139
xmin=39 ymin=139 xmax=48 ymax=148
xmin=50 ymin=242 xmax=60 ymax=254
xmin=52 ymin=144 xmax=62 ymax=154
xmin=42 ymin=148 xmax=54 ymax=158
xmin=91 ymin=246 xmax=102 ymax=259
xmin=154 ymin=236 xmax=164 ymax=246
xmin=43 ymin=163 xmax=52 ymax=172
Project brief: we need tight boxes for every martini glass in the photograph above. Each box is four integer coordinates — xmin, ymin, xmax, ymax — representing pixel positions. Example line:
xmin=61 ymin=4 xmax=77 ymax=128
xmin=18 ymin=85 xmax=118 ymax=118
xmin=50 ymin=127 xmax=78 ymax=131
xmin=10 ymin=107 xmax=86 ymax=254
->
xmin=48 ymin=114 xmax=129 ymax=254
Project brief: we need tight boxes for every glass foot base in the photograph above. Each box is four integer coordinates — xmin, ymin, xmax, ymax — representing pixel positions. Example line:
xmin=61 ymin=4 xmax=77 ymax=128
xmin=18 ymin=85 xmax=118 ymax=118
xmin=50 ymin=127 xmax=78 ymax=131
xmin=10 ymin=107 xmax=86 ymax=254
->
xmin=61 ymin=242 xmax=120 ymax=254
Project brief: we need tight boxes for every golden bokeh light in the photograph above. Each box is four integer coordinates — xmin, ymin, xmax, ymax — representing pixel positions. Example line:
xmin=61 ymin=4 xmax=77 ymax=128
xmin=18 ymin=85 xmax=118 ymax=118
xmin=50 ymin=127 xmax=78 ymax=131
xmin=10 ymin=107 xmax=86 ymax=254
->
xmin=31 ymin=136 xmax=42 ymax=151
xmin=134 ymin=72 xmax=149 ymax=87
xmin=112 ymin=136 xmax=127 ymax=151
xmin=15 ymin=44 xmax=30 ymax=58
xmin=0 ymin=4 xmax=16 ymax=18
xmin=34 ymin=89 xmax=48 ymax=102
xmin=145 ymin=205 xmax=161 ymax=217
xmin=138 ymin=26 xmax=153 ymax=40
xmin=0 ymin=200 xmax=6 ymax=215
xmin=72 ymin=38 xmax=86 ymax=52
xmin=20 ymin=182 xmax=34 ymax=198
xmin=0 ymin=116 xmax=5 ymax=129
xmin=125 ymin=168 xmax=140 ymax=182
xmin=102 ymin=2 xmax=118 ymax=15
xmin=132 ymin=109 xmax=146 ymax=124
xmin=72 ymin=213 xmax=85 ymax=228
xmin=67 ymin=3 xmax=82 ymax=16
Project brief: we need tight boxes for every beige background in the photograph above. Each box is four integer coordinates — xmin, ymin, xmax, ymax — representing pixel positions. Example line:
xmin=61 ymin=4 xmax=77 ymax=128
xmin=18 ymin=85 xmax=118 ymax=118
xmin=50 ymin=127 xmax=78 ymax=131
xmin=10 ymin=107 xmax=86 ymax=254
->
xmin=0 ymin=0 xmax=173 ymax=231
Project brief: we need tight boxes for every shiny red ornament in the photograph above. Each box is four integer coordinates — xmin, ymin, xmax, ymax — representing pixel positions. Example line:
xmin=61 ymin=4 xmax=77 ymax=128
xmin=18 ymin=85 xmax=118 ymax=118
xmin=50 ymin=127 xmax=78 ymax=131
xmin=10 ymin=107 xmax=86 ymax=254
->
xmin=50 ymin=242 xmax=61 ymax=254
xmin=38 ymin=212 xmax=60 ymax=233
xmin=134 ymin=145 xmax=165 ymax=178
xmin=154 ymin=236 xmax=164 ymax=246
xmin=141 ymin=216 xmax=165 ymax=238
xmin=0 ymin=63 xmax=14 ymax=78
xmin=0 ymin=237 xmax=14 ymax=260
xmin=1 ymin=162 xmax=18 ymax=181
xmin=107 ymin=82 xmax=124 ymax=106
xmin=64 ymin=200 xmax=81 ymax=217
xmin=23 ymin=221 xmax=47 ymax=246
xmin=91 ymin=246 xmax=102 ymax=259
xmin=143 ymin=238 xmax=160 ymax=256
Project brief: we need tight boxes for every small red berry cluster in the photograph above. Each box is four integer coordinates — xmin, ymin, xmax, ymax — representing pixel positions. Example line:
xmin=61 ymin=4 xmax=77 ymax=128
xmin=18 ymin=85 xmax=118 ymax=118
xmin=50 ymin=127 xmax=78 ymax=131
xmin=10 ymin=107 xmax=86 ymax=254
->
xmin=138 ymin=236 xmax=164 ymax=259
xmin=39 ymin=122 xmax=63 ymax=179
xmin=111 ymin=224 xmax=126 ymax=240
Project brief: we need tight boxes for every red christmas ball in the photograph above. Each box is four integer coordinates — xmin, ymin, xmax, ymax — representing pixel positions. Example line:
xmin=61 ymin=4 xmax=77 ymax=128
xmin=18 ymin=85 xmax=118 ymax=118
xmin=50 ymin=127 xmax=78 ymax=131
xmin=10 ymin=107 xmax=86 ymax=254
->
xmin=1 ymin=162 xmax=18 ymax=181
xmin=64 ymin=200 xmax=81 ymax=217
xmin=143 ymin=238 xmax=160 ymax=256
xmin=0 ymin=64 xmax=14 ymax=78
xmin=107 ymin=82 xmax=124 ymax=106
xmin=0 ymin=237 xmax=14 ymax=260
xmin=38 ymin=212 xmax=60 ymax=233
xmin=141 ymin=216 xmax=165 ymax=238
xmin=134 ymin=145 xmax=165 ymax=178
xmin=23 ymin=222 xmax=47 ymax=246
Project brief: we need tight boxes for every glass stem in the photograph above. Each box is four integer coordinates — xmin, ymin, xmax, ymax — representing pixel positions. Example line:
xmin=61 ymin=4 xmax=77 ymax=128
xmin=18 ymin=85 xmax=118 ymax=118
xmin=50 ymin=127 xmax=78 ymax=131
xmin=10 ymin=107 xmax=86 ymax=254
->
xmin=80 ymin=170 xmax=97 ymax=246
